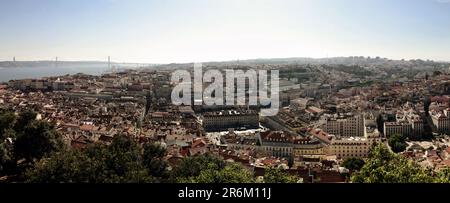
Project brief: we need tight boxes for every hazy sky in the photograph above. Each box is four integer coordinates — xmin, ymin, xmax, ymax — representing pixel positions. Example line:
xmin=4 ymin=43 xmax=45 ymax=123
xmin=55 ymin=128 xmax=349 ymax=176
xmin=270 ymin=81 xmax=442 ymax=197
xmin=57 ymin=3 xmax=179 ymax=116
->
xmin=1 ymin=0 xmax=450 ymax=63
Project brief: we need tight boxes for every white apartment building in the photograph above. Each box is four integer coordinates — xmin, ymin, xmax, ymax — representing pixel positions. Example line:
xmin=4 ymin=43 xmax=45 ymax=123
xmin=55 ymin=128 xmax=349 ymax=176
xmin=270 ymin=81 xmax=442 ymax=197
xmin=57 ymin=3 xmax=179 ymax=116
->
xmin=430 ymin=108 xmax=450 ymax=134
xmin=330 ymin=137 xmax=372 ymax=159
xmin=383 ymin=109 xmax=424 ymax=138
xmin=329 ymin=124 xmax=381 ymax=160
xmin=324 ymin=113 xmax=365 ymax=137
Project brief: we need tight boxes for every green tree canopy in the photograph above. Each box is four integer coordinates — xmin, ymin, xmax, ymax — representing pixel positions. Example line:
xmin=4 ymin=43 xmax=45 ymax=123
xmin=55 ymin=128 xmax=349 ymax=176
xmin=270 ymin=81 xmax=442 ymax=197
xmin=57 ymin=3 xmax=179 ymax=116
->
xmin=14 ymin=110 xmax=37 ymax=132
xmin=171 ymin=153 xmax=225 ymax=179
xmin=435 ymin=168 xmax=450 ymax=183
xmin=25 ymin=135 xmax=155 ymax=183
xmin=341 ymin=158 xmax=365 ymax=171
xmin=388 ymin=134 xmax=407 ymax=153
xmin=0 ymin=111 xmax=16 ymax=137
xmin=13 ymin=120 xmax=64 ymax=162
xmin=177 ymin=162 xmax=255 ymax=183
xmin=263 ymin=168 xmax=299 ymax=183
xmin=172 ymin=154 xmax=255 ymax=183
xmin=0 ymin=141 xmax=13 ymax=174
xmin=142 ymin=143 xmax=168 ymax=178
xmin=351 ymin=144 xmax=434 ymax=183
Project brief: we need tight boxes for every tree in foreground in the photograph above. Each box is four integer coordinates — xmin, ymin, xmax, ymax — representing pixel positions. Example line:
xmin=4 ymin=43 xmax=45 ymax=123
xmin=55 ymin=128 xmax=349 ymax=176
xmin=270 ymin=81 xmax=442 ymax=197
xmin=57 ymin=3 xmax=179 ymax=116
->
xmin=388 ymin=133 xmax=408 ymax=153
xmin=263 ymin=168 xmax=299 ymax=183
xmin=177 ymin=163 xmax=255 ymax=183
xmin=0 ymin=141 xmax=13 ymax=174
xmin=0 ymin=110 xmax=63 ymax=178
xmin=25 ymin=135 xmax=155 ymax=183
xmin=0 ymin=111 xmax=16 ymax=136
xmin=171 ymin=153 xmax=225 ymax=180
xmin=173 ymin=154 xmax=255 ymax=183
xmin=142 ymin=143 xmax=168 ymax=179
xmin=14 ymin=120 xmax=64 ymax=162
xmin=435 ymin=168 xmax=450 ymax=183
xmin=351 ymin=144 xmax=434 ymax=183
xmin=14 ymin=110 xmax=37 ymax=132
xmin=341 ymin=158 xmax=365 ymax=171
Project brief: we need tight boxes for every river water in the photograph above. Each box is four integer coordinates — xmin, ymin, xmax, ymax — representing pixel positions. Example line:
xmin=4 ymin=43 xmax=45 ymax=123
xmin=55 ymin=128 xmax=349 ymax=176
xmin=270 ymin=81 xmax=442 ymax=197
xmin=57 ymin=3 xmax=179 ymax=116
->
xmin=0 ymin=64 xmax=114 ymax=82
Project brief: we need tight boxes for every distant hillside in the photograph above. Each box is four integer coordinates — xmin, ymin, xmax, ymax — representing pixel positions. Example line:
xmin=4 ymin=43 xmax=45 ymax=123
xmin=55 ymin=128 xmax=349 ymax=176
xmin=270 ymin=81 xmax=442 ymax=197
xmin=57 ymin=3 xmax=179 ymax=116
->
xmin=204 ymin=56 xmax=448 ymax=66
xmin=2 ymin=57 xmax=448 ymax=68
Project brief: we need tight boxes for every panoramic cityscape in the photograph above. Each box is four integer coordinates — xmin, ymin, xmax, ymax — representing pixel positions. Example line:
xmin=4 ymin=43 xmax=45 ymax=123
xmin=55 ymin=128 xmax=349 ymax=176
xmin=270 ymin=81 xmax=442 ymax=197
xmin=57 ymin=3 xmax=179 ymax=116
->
xmin=1 ymin=0 xmax=450 ymax=191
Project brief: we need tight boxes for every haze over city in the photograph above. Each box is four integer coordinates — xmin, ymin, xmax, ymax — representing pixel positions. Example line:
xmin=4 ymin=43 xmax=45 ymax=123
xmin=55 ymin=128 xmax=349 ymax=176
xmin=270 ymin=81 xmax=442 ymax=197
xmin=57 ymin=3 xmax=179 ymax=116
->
xmin=1 ymin=0 xmax=450 ymax=63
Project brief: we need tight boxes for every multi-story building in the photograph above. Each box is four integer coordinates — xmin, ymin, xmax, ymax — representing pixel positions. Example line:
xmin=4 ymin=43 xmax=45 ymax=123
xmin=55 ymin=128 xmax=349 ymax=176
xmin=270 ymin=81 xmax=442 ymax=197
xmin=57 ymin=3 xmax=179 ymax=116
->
xmin=258 ymin=130 xmax=341 ymax=162
xmin=384 ymin=122 xmax=411 ymax=137
xmin=52 ymin=81 xmax=75 ymax=91
xmin=202 ymin=110 xmax=259 ymax=131
xmin=324 ymin=113 xmax=365 ymax=137
xmin=330 ymin=137 xmax=372 ymax=159
xmin=430 ymin=108 xmax=450 ymax=134
xmin=258 ymin=131 xmax=294 ymax=158
xmin=9 ymin=79 xmax=74 ymax=91
xmin=383 ymin=108 xmax=424 ymax=138
xmin=220 ymin=132 xmax=259 ymax=151
xmin=292 ymin=138 xmax=326 ymax=166
xmin=409 ymin=116 xmax=424 ymax=137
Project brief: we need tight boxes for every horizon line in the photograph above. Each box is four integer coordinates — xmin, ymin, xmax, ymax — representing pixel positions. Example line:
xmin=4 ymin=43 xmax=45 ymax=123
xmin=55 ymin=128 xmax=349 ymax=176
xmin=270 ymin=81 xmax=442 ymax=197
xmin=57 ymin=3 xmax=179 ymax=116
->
xmin=1 ymin=55 xmax=449 ymax=65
